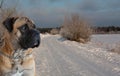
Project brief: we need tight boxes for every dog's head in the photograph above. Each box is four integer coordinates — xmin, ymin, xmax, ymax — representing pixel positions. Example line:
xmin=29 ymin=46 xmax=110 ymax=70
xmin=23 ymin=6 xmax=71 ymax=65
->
xmin=3 ymin=17 xmax=40 ymax=50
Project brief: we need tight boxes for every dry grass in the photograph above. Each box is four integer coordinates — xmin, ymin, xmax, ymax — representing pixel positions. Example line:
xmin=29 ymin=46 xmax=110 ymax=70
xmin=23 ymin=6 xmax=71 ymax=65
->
xmin=50 ymin=29 xmax=59 ymax=35
xmin=60 ymin=14 xmax=92 ymax=43
xmin=110 ymin=44 xmax=120 ymax=54
xmin=0 ymin=7 xmax=19 ymax=22
xmin=0 ymin=0 xmax=22 ymax=23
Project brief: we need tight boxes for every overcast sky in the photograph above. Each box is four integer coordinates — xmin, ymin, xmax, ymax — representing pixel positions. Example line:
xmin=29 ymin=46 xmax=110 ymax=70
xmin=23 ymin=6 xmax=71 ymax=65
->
xmin=3 ymin=0 xmax=120 ymax=27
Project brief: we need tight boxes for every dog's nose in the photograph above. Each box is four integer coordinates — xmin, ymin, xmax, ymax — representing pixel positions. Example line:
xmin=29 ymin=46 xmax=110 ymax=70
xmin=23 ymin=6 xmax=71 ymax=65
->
xmin=32 ymin=30 xmax=40 ymax=48
xmin=33 ymin=35 xmax=40 ymax=47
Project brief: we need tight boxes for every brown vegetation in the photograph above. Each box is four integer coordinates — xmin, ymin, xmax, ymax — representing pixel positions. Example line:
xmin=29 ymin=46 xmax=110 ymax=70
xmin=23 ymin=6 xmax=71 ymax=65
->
xmin=50 ymin=28 xmax=59 ymax=35
xmin=0 ymin=0 xmax=20 ymax=23
xmin=60 ymin=14 xmax=92 ymax=43
xmin=110 ymin=44 xmax=120 ymax=54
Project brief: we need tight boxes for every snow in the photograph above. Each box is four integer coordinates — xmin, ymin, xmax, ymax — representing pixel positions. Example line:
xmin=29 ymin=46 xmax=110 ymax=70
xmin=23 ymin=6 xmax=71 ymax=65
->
xmin=40 ymin=33 xmax=51 ymax=39
xmin=34 ymin=34 xmax=120 ymax=76
xmin=91 ymin=34 xmax=120 ymax=49
xmin=91 ymin=34 xmax=120 ymax=44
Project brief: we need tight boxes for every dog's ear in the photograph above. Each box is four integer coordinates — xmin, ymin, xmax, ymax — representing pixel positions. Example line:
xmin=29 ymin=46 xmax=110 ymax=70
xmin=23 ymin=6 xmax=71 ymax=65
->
xmin=3 ymin=17 xmax=18 ymax=32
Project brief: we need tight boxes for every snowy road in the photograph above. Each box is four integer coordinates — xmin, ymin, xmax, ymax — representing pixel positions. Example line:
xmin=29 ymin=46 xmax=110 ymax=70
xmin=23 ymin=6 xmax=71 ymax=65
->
xmin=34 ymin=34 xmax=120 ymax=76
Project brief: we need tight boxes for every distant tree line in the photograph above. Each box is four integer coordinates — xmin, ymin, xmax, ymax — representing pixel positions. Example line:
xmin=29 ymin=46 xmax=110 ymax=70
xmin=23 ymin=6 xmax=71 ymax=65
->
xmin=37 ymin=27 xmax=60 ymax=34
xmin=93 ymin=26 xmax=120 ymax=34
xmin=37 ymin=26 xmax=120 ymax=34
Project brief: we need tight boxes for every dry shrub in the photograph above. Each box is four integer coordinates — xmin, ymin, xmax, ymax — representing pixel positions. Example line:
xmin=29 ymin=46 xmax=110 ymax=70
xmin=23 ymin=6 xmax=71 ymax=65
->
xmin=0 ymin=0 xmax=21 ymax=23
xmin=60 ymin=14 xmax=92 ymax=43
xmin=110 ymin=44 xmax=120 ymax=54
xmin=50 ymin=29 xmax=59 ymax=35
xmin=0 ymin=7 xmax=18 ymax=21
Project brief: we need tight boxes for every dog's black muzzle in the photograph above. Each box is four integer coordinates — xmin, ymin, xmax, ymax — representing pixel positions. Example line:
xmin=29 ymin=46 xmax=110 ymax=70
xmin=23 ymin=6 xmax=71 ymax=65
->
xmin=19 ymin=29 xmax=40 ymax=50
xmin=31 ymin=30 xmax=40 ymax=48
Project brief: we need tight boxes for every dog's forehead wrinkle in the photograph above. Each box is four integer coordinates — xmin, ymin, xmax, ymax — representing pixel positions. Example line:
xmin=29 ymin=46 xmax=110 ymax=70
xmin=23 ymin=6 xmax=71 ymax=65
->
xmin=20 ymin=17 xmax=32 ymax=23
xmin=15 ymin=18 xmax=33 ymax=27
xmin=15 ymin=19 xmax=26 ymax=25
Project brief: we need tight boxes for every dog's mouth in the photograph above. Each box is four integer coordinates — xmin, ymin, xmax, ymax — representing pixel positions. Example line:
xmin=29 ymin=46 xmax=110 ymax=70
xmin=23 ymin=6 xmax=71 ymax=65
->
xmin=31 ymin=39 xmax=40 ymax=48
xmin=19 ymin=35 xmax=40 ymax=50
xmin=20 ymin=40 xmax=40 ymax=50
xmin=30 ymin=40 xmax=40 ymax=49
xmin=20 ymin=38 xmax=40 ymax=50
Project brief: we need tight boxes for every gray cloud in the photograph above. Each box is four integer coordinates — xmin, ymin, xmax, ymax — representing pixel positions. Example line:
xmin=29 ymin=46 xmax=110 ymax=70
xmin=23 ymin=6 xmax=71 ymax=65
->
xmin=78 ymin=0 xmax=102 ymax=12
xmin=74 ymin=0 xmax=120 ymax=26
xmin=4 ymin=0 xmax=120 ymax=27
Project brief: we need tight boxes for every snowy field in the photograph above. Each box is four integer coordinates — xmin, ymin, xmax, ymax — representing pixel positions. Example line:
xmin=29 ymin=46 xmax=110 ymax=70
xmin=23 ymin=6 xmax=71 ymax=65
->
xmin=34 ymin=34 xmax=120 ymax=76
xmin=91 ymin=34 xmax=120 ymax=49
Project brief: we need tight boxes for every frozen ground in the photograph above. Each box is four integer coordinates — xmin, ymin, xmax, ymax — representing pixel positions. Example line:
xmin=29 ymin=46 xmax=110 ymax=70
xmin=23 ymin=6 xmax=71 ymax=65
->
xmin=34 ymin=34 xmax=120 ymax=76
xmin=91 ymin=34 xmax=120 ymax=49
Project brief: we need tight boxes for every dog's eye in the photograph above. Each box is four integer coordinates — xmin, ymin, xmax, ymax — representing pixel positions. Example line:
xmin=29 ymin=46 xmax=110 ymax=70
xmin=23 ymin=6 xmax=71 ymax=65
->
xmin=20 ymin=24 xmax=28 ymax=32
xmin=22 ymin=26 xmax=27 ymax=30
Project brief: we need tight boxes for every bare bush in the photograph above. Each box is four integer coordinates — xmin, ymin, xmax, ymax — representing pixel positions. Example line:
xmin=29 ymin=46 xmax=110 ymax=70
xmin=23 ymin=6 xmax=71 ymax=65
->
xmin=110 ymin=44 xmax=120 ymax=54
xmin=60 ymin=14 xmax=92 ymax=43
xmin=0 ymin=7 xmax=18 ymax=20
xmin=50 ymin=29 xmax=59 ymax=35
xmin=0 ymin=0 xmax=20 ymax=22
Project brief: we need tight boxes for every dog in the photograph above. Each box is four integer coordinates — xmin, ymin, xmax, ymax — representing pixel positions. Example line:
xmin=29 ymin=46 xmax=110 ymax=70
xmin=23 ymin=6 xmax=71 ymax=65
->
xmin=0 ymin=17 xmax=40 ymax=76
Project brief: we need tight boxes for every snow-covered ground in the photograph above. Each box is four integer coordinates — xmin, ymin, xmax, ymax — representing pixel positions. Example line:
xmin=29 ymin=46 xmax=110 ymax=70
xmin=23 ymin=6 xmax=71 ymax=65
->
xmin=34 ymin=34 xmax=120 ymax=76
xmin=91 ymin=34 xmax=120 ymax=49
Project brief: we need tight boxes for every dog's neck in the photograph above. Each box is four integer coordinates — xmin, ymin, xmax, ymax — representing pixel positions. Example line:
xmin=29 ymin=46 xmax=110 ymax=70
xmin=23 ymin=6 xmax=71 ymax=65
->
xmin=0 ymin=48 xmax=33 ymax=76
xmin=0 ymin=33 xmax=33 ymax=62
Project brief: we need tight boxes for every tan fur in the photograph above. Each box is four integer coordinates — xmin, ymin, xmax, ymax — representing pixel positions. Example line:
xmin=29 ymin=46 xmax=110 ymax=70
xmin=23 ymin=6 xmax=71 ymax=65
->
xmin=0 ymin=17 xmax=36 ymax=76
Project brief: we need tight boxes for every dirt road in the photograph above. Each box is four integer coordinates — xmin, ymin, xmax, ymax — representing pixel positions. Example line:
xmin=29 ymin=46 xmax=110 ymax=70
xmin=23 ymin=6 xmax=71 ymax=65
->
xmin=34 ymin=35 xmax=120 ymax=76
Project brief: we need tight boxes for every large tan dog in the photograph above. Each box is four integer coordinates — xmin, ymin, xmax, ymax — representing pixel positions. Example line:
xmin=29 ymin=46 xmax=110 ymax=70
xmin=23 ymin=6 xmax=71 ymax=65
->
xmin=0 ymin=17 xmax=40 ymax=76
